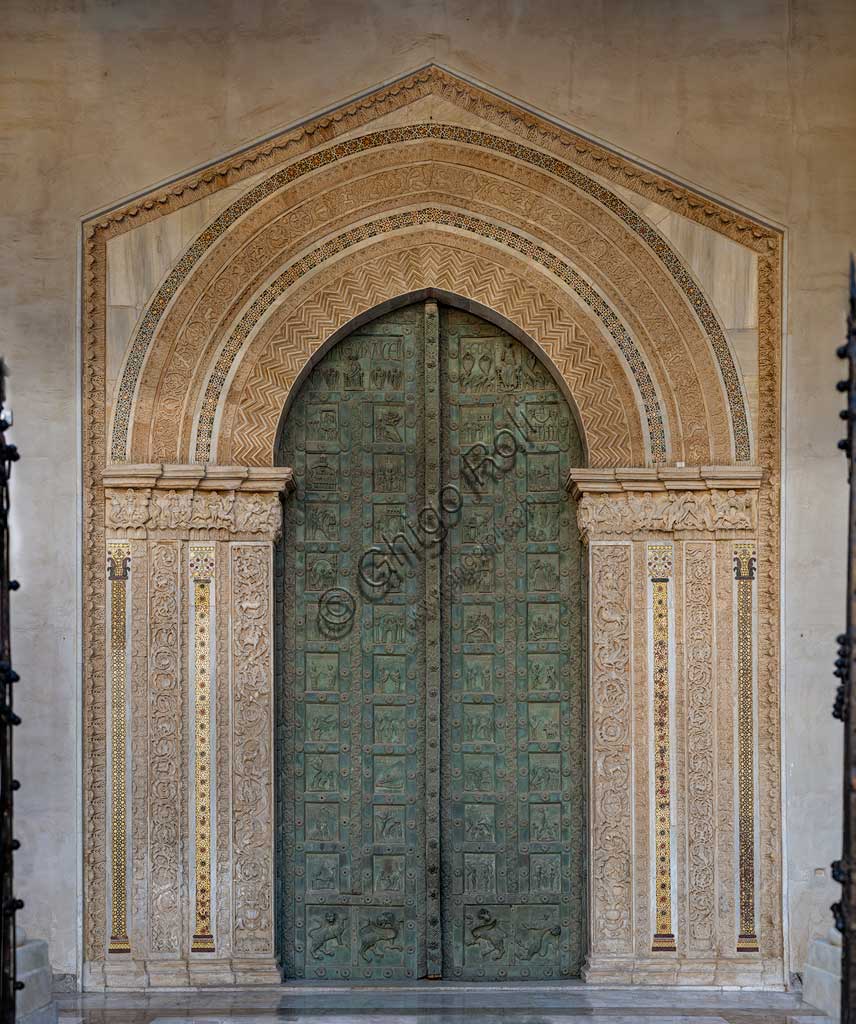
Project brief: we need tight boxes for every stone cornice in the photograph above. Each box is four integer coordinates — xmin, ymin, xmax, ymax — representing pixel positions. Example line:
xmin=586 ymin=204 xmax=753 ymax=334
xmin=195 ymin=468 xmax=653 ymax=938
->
xmin=102 ymin=463 xmax=294 ymax=492
xmin=567 ymin=467 xmax=761 ymax=538
xmin=566 ymin=466 xmax=763 ymax=496
xmin=103 ymin=464 xmax=294 ymax=540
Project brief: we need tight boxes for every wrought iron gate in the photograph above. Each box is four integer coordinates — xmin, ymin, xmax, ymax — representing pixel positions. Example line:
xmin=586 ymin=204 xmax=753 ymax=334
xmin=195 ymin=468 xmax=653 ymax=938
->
xmin=277 ymin=300 xmax=584 ymax=980
xmin=833 ymin=261 xmax=856 ymax=1020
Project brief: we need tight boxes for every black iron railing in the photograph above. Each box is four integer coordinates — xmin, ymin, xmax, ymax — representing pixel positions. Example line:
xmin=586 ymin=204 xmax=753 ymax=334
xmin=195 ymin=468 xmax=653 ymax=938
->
xmin=0 ymin=361 xmax=21 ymax=1023
xmin=833 ymin=259 xmax=856 ymax=1022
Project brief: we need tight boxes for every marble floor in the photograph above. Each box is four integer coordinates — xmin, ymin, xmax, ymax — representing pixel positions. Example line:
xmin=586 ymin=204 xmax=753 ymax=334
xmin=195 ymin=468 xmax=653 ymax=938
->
xmin=54 ymin=984 xmax=832 ymax=1024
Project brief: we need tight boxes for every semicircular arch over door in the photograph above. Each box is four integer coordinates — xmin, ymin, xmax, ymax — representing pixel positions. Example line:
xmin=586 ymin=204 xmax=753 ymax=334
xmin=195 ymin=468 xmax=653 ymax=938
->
xmin=276 ymin=299 xmax=585 ymax=980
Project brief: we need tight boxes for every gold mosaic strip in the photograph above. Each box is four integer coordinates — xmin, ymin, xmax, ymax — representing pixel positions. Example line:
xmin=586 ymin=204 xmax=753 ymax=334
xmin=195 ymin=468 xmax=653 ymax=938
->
xmin=734 ymin=543 xmax=759 ymax=953
xmin=107 ymin=542 xmax=131 ymax=954
xmin=190 ymin=546 xmax=215 ymax=953
xmin=648 ymin=544 xmax=676 ymax=952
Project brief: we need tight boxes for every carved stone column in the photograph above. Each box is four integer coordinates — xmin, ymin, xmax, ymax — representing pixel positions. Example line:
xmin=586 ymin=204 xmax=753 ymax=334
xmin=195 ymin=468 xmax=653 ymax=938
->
xmin=91 ymin=464 xmax=293 ymax=989
xmin=568 ymin=466 xmax=782 ymax=988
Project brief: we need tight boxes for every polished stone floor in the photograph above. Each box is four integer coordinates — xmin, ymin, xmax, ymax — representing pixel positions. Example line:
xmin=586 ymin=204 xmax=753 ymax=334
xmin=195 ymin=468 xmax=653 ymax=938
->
xmin=55 ymin=984 xmax=832 ymax=1024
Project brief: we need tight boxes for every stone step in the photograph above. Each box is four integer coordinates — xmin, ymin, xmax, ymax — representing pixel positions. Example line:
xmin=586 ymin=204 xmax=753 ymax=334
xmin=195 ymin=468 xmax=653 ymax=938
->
xmin=16 ymin=1003 xmax=57 ymax=1024
xmin=810 ymin=938 xmax=843 ymax=976
xmin=16 ymin=967 xmax=52 ymax=1018
xmin=802 ymin=958 xmax=843 ymax=1024
xmin=15 ymin=940 xmax=48 ymax=977
xmin=15 ymin=938 xmax=55 ymax=1023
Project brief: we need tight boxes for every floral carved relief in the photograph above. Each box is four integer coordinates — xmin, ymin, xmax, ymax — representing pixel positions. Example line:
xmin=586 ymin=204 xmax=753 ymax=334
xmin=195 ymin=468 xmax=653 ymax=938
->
xmin=683 ymin=543 xmax=716 ymax=952
xmin=590 ymin=543 xmax=633 ymax=952
xmin=101 ymin=469 xmax=288 ymax=981
xmin=231 ymin=545 xmax=274 ymax=955
xmin=129 ymin=540 xmax=150 ymax=957
xmin=147 ymin=541 xmax=183 ymax=955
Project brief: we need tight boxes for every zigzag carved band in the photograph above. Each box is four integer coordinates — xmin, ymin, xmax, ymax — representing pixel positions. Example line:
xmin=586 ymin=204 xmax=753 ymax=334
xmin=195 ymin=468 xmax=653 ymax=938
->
xmin=195 ymin=207 xmax=666 ymax=463
xmin=226 ymin=242 xmax=642 ymax=467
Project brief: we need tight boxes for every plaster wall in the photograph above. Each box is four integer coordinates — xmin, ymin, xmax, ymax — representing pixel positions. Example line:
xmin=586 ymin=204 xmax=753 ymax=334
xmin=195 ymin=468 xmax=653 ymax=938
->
xmin=1 ymin=0 xmax=854 ymax=983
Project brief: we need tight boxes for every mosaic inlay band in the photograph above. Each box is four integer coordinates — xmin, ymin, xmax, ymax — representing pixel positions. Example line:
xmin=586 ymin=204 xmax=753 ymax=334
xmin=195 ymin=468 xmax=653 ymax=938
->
xmin=734 ymin=543 xmax=759 ymax=953
xmin=648 ymin=544 xmax=676 ymax=953
xmin=107 ymin=542 xmax=131 ymax=954
xmin=193 ymin=207 xmax=666 ymax=464
xmin=190 ymin=545 xmax=215 ymax=953
xmin=109 ymin=123 xmax=750 ymax=465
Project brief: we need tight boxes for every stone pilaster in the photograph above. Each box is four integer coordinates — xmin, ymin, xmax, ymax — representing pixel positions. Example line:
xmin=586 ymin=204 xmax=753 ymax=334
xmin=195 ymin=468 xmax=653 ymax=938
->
xmin=93 ymin=464 xmax=293 ymax=988
xmin=570 ymin=467 xmax=777 ymax=987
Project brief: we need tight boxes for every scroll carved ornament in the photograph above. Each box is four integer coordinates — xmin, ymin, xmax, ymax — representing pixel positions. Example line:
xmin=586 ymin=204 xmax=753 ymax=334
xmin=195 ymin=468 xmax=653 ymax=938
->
xmin=683 ymin=543 xmax=716 ymax=952
xmin=148 ymin=541 xmax=182 ymax=955
xmin=231 ymin=544 xmax=274 ymax=954
xmin=590 ymin=544 xmax=633 ymax=952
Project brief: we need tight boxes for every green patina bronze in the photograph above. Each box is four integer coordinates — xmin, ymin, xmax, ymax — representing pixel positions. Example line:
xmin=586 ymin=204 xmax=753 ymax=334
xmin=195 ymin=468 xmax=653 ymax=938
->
xmin=277 ymin=301 xmax=584 ymax=980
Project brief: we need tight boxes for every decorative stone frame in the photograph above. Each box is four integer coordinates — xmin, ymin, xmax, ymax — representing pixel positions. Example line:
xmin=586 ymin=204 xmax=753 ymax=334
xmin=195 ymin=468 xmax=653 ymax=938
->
xmin=81 ymin=65 xmax=783 ymax=988
xmin=95 ymin=464 xmax=293 ymax=989
xmin=570 ymin=467 xmax=776 ymax=986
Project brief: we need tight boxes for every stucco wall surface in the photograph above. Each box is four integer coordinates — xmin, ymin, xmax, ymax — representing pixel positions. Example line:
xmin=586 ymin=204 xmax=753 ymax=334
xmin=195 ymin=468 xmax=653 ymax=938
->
xmin=1 ymin=0 xmax=854 ymax=983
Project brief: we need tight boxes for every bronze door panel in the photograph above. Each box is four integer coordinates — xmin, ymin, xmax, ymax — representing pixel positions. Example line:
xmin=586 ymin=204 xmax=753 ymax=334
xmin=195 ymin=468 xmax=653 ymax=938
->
xmin=278 ymin=301 xmax=583 ymax=980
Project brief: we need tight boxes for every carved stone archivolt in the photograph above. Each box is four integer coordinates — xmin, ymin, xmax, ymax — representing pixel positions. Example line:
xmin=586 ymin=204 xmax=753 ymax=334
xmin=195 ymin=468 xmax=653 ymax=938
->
xmin=220 ymin=236 xmax=647 ymax=468
xmin=80 ymin=65 xmax=784 ymax=990
xmin=112 ymin=136 xmax=746 ymax=468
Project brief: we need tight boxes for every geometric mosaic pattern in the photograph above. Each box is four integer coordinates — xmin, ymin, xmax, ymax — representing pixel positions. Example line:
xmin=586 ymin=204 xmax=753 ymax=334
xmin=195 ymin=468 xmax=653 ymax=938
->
xmin=647 ymin=544 xmax=676 ymax=953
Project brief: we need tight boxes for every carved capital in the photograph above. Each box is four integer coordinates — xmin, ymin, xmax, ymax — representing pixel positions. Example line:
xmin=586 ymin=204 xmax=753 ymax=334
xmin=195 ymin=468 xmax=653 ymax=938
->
xmin=104 ymin=464 xmax=294 ymax=540
xmin=568 ymin=468 xmax=761 ymax=539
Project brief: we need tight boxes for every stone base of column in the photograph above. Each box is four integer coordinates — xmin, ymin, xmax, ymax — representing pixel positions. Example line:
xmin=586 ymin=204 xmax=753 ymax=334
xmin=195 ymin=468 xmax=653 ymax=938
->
xmin=85 ymin=956 xmax=282 ymax=989
xmin=583 ymin=953 xmax=783 ymax=988
xmin=229 ymin=958 xmax=282 ymax=986
xmin=145 ymin=961 xmax=191 ymax=987
xmin=100 ymin=954 xmax=148 ymax=987
xmin=188 ymin=959 xmax=241 ymax=987
xmin=89 ymin=958 xmax=148 ymax=990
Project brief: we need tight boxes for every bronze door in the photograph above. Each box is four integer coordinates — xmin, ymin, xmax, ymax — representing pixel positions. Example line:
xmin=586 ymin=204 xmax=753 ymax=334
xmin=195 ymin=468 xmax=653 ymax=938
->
xmin=277 ymin=300 xmax=584 ymax=980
